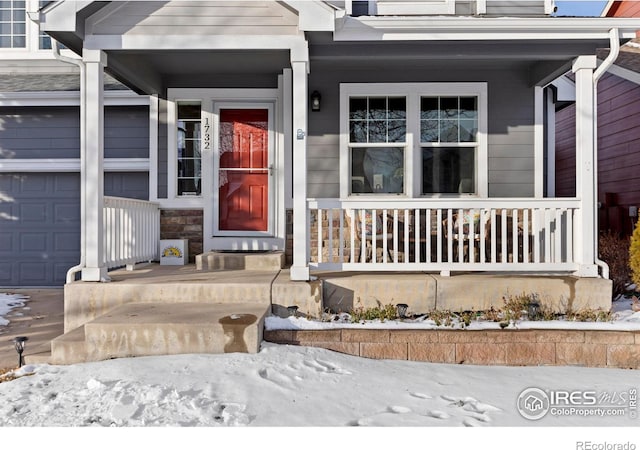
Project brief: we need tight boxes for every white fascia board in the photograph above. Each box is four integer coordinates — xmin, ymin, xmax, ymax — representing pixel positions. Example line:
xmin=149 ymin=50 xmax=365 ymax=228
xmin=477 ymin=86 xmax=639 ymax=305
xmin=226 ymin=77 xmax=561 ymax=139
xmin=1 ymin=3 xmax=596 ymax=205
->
xmin=334 ymin=17 xmax=640 ymax=41
xmin=40 ymin=1 xmax=94 ymax=32
xmin=0 ymin=91 xmax=150 ymax=107
xmin=605 ymin=62 xmax=640 ymax=86
xmin=551 ymin=75 xmax=576 ymax=103
xmin=282 ymin=1 xmax=336 ymax=31
xmin=0 ymin=158 xmax=150 ymax=173
xmin=84 ymin=34 xmax=309 ymax=61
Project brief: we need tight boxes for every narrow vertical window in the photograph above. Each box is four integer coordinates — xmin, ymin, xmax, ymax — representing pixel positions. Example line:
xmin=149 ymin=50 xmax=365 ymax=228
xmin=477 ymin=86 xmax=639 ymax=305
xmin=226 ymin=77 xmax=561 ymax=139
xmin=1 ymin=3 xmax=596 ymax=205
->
xmin=177 ymin=102 xmax=202 ymax=196
xmin=0 ymin=0 xmax=26 ymax=48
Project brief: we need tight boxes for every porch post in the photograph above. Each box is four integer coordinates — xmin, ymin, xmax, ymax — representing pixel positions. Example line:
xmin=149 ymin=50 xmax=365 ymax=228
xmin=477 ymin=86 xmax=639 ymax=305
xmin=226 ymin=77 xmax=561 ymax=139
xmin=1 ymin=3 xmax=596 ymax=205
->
xmin=572 ymin=55 xmax=599 ymax=277
xmin=290 ymin=57 xmax=310 ymax=281
xmin=81 ymin=49 xmax=109 ymax=282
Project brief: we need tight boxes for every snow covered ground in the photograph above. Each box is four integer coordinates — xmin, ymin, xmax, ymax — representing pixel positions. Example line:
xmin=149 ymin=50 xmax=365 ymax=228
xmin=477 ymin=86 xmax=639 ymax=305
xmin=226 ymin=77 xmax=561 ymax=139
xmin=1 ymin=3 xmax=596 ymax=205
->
xmin=0 ymin=292 xmax=638 ymax=448
xmin=0 ymin=292 xmax=29 ymax=326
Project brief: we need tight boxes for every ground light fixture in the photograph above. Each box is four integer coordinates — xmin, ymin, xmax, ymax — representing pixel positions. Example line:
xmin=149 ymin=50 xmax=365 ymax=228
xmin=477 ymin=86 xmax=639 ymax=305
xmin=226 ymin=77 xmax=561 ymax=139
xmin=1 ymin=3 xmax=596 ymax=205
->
xmin=396 ymin=303 xmax=409 ymax=319
xmin=12 ymin=336 xmax=28 ymax=368
xmin=528 ymin=300 xmax=541 ymax=321
xmin=287 ymin=305 xmax=299 ymax=317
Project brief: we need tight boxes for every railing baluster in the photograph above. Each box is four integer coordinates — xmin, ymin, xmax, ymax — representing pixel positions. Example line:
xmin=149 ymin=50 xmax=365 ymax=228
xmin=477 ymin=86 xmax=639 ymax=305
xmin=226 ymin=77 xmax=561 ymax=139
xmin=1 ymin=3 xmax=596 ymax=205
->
xmin=317 ymin=209 xmax=323 ymax=263
xmin=415 ymin=208 xmax=420 ymax=263
xmin=490 ymin=209 xmax=497 ymax=263
xmin=404 ymin=209 xmax=409 ymax=263
xmin=523 ymin=209 xmax=529 ymax=264
xmin=393 ymin=209 xmax=398 ymax=263
xmin=350 ymin=209 xmax=355 ymax=263
xmin=328 ymin=208 xmax=334 ymax=264
xmin=512 ymin=209 xmax=519 ymax=263
xmin=457 ymin=208 xmax=464 ymax=263
xmin=447 ymin=209 xmax=453 ymax=263
xmin=383 ymin=209 xmax=388 ymax=264
xmin=426 ymin=209 xmax=432 ymax=263
xmin=555 ymin=208 xmax=563 ymax=263
xmin=339 ymin=209 xmax=345 ymax=263
xmin=468 ymin=208 xmax=475 ymax=263
xmin=501 ymin=209 xmax=507 ymax=263
xmin=567 ymin=208 xmax=573 ymax=264
xmin=479 ymin=208 xmax=486 ymax=263
xmin=544 ymin=208 xmax=552 ymax=263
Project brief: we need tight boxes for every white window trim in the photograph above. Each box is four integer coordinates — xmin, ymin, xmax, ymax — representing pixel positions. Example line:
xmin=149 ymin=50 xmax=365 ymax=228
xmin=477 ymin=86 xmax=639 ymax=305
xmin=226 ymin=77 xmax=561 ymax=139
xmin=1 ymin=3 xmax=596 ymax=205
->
xmin=340 ymin=82 xmax=488 ymax=199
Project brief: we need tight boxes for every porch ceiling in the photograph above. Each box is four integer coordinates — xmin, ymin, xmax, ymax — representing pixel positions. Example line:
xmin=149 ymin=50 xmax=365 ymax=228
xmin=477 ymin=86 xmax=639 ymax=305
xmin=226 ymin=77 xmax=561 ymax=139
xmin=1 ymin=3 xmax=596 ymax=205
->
xmin=104 ymin=49 xmax=291 ymax=95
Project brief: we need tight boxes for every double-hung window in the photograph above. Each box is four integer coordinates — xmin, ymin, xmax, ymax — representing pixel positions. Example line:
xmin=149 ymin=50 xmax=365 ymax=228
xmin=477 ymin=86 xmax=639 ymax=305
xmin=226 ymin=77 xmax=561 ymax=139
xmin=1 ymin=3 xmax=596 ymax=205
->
xmin=0 ymin=0 xmax=26 ymax=48
xmin=341 ymin=83 xmax=487 ymax=198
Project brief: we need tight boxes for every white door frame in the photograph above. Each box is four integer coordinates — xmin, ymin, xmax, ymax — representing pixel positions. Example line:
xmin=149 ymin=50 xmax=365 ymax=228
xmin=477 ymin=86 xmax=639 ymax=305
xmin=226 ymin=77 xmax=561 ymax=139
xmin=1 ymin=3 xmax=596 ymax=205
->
xmin=212 ymin=101 xmax=276 ymax=237
xmin=166 ymin=87 xmax=285 ymax=253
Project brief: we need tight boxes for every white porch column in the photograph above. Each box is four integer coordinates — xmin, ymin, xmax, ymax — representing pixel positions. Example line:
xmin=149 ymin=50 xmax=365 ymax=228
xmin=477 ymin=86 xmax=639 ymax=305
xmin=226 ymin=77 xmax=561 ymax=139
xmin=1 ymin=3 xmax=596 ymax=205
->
xmin=81 ymin=49 xmax=109 ymax=282
xmin=290 ymin=58 xmax=310 ymax=281
xmin=572 ymin=55 xmax=599 ymax=277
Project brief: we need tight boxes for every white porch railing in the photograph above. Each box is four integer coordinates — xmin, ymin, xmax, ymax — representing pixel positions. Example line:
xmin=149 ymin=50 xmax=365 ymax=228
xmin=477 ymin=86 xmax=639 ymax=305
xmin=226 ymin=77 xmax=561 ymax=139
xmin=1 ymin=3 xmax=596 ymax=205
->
xmin=308 ymin=198 xmax=580 ymax=274
xmin=104 ymin=196 xmax=160 ymax=270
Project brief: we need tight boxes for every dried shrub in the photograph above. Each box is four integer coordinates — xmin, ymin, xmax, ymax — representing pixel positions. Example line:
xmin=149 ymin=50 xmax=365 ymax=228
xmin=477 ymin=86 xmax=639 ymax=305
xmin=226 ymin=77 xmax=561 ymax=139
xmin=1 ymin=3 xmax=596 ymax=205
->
xmin=630 ymin=220 xmax=640 ymax=290
xmin=599 ymin=230 xmax=630 ymax=298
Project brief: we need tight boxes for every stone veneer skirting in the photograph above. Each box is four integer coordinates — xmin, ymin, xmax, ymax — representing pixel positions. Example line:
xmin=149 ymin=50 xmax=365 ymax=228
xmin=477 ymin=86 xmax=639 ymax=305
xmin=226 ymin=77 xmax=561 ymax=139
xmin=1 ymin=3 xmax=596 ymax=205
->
xmin=160 ymin=209 xmax=203 ymax=262
xmin=264 ymin=329 xmax=640 ymax=369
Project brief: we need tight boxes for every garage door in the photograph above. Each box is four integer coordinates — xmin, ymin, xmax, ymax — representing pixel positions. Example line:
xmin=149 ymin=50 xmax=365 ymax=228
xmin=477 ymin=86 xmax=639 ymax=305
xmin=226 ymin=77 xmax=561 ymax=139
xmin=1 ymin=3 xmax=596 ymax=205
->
xmin=0 ymin=173 xmax=80 ymax=287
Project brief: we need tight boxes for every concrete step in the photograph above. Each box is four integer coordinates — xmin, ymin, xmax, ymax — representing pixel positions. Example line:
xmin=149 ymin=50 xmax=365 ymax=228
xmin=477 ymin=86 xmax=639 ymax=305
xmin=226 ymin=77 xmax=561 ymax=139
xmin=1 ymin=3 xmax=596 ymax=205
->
xmin=65 ymin=302 xmax=269 ymax=364
xmin=50 ymin=326 xmax=88 ymax=365
xmin=196 ymin=251 xmax=284 ymax=271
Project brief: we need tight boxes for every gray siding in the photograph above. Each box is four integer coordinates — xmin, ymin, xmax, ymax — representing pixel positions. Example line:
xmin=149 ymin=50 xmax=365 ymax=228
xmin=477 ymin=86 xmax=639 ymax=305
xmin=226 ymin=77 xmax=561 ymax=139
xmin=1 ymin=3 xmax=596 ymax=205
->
xmin=90 ymin=1 xmax=299 ymax=36
xmin=0 ymin=107 xmax=80 ymax=159
xmin=308 ymin=63 xmax=535 ymax=199
xmin=0 ymin=106 xmax=149 ymax=160
xmin=105 ymin=106 xmax=150 ymax=159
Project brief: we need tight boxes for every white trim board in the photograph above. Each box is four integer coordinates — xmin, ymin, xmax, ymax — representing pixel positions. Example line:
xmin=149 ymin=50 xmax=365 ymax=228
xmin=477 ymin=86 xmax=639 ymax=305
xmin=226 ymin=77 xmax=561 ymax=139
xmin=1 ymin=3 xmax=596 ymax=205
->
xmin=0 ymin=91 xmax=149 ymax=107
xmin=0 ymin=158 xmax=149 ymax=172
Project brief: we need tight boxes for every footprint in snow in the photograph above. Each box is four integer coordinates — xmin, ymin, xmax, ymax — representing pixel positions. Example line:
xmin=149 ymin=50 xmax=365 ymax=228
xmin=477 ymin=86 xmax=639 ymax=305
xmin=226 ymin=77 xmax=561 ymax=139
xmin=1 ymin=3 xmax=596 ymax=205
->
xmin=410 ymin=392 xmax=433 ymax=400
xmin=425 ymin=410 xmax=450 ymax=419
xmin=303 ymin=359 xmax=352 ymax=375
xmin=387 ymin=405 xmax=412 ymax=414
xmin=258 ymin=368 xmax=294 ymax=389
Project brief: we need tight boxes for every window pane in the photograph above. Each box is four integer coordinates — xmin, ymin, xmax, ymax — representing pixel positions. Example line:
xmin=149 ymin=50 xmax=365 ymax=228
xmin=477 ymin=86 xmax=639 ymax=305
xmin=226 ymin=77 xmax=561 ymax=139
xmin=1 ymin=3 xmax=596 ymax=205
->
xmin=0 ymin=22 xmax=11 ymax=33
xmin=351 ymin=147 xmax=404 ymax=194
xmin=368 ymin=97 xmax=387 ymax=120
xmin=422 ymin=147 xmax=475 ymax=194
xmin=349 ymin=120 xmax=367 ymax=143
xmin=11 ymin=35 xmax=24 ymax=47
xmin=0 ymin=10 xmax=12 ymax=20
xmin=39 ymin=35 xmax=51 ymax=49
xmin=0 ymin=2 xmax=12 ymax=7
xmin=178 ymin=103 xmax=200 ymax=120
xmin=388 ymin=97 xmax=406 ymax=119
xmin=459 ymin=119 xmax=477 ymax=142
xmin=0 ymin=36 xmax=10 ymax=47
xmin=13 ymin=22 xmax=24 ymax=34
xmin=368 ymin=120 xmax=387 ymax=143
xmin=176 ymin=102 xmax=202 ymax=196
xmin=421 ymin=97 xmax=439 ymax=120
xmin=460 ymin=97 xmax=477 ymax=119
xmin=12 ymin=9 xmax=24 ymax=21
xmin=14 ymin=1 xmax=26 ymax=8
xmin=349 ymin=97 xmax=367 ymax=120
xmin=440 ymin=119 xmax=458 ymax=142
xmin=387 ymin=120 xmax=406 ymax=143
xmin=440 ymin=97 xmax=458 ymax=119
xmin=421 ymin=120 xmax=438 ymax=143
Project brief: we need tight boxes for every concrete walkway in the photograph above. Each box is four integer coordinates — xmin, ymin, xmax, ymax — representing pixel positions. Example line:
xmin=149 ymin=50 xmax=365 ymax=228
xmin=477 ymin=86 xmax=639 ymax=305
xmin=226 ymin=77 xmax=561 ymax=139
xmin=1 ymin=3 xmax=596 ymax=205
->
xmin=0 ymin=289 xmax=64 ymax=370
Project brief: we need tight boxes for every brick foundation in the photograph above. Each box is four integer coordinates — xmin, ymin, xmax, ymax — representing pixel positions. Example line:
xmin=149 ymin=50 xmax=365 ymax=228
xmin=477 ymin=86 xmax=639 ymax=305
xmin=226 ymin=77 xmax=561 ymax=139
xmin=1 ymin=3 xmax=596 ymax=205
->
xmin=160 ymin=209 xmax=203 ymax=262
xmin=264 ymin=328 xmax=640 ymax=369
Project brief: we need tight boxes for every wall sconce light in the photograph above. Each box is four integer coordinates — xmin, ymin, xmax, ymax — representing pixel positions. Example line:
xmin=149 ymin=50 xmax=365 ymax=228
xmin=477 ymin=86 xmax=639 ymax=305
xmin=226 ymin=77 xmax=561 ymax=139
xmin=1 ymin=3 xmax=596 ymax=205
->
xmin=310 ymin=91 xmax=321 ymax=112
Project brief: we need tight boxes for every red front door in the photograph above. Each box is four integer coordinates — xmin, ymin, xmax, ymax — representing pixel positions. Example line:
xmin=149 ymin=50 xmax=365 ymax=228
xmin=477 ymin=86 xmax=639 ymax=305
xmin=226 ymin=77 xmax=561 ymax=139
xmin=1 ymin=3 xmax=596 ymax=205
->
xmin=218 ymin=109 xmax=269 ymax=232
